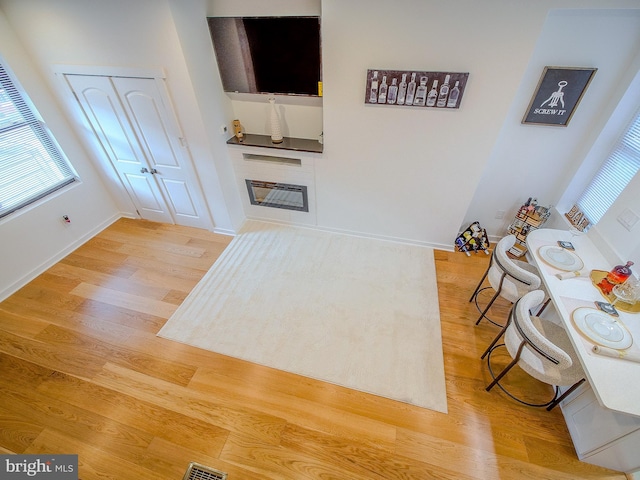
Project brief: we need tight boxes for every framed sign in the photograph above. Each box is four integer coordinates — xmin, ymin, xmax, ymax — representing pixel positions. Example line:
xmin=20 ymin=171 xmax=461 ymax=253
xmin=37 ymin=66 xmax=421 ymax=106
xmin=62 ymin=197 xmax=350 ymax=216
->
xmin=364 ymin=69 xmax=469 ymax=109
xmin=522 ymin=66 xmax=597 ymax=126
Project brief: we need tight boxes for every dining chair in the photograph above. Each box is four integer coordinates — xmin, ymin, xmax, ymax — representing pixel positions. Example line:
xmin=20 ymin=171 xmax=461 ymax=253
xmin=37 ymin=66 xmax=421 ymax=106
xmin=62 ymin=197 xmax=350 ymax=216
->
xmin=469 ymin=234 xmax=546 ymax=327
xmin=482 ymin=290 xmax=586 ymax=410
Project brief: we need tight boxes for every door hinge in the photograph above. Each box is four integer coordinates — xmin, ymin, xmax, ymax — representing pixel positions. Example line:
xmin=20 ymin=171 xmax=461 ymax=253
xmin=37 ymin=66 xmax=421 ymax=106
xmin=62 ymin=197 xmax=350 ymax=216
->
xmin=136 ymin=209 xmax=141 ymax=217
xmin=179 ymin=137 xmax=187 ymax=147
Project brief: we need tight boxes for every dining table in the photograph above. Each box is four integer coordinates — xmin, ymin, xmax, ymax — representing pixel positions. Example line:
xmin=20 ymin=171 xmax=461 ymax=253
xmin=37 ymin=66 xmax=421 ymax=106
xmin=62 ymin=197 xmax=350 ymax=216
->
xmin=526 ymin=228 xmax=640 ymax=474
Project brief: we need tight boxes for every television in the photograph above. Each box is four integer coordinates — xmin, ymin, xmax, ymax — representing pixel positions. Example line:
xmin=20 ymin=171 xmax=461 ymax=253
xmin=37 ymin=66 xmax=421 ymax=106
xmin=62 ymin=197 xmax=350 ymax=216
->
xmin=207 ymin=16 xmax=322 ymax=97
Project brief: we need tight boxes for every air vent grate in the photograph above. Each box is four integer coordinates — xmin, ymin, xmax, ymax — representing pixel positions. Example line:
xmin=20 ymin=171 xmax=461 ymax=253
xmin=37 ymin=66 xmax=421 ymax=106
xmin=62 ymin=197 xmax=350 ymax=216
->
xmin=182 ymin=462 xmax=228 ymax=480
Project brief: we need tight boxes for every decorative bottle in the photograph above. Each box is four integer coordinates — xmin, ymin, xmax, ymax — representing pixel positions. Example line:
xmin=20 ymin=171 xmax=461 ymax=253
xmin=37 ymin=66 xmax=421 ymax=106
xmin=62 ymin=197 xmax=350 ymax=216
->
xmin=397 ymin=73 xmax=408 ymax=105
xmin=413 ymin=77 xmax=428 ymax=106
xmin=387 ymin=78 xmax=398 ymax=104
xmin=405 ymin=73 xmax=417 ymax=105
xmin=378 ymin=75 xmax=388 ymax=104
xmin=436 ymin=74 xmax=451 ymax=107
xmin=269 ymin=97 xmax=283 ymax=144
xmin=369 ymin=71 xmax=379 ymax=103
xmin=597 ymin=261 xmax=634 ymax=294
xmin=447 ymin=81 xmax=460 ymax=108
xmin=426 ymin=80 xmax=438 ymax=107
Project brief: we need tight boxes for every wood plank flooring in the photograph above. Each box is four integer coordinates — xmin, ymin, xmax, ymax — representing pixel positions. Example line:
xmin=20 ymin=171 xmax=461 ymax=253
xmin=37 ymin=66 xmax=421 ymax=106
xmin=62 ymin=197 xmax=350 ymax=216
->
xmin=0 ymin=218 xmax=628 ymax=479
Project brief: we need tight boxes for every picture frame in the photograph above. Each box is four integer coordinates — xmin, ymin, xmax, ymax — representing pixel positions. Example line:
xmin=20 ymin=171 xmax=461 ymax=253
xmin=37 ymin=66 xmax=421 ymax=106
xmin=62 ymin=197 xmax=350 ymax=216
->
xmin=364 ymin=69 xmax=469 ymax=109
xmin=522 ymin=66 xmax=597 ymax=126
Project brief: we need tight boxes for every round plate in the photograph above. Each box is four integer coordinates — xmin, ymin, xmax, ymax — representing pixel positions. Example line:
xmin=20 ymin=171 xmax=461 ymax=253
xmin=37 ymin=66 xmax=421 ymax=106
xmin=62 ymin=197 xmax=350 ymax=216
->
xmin=538 ymin=245 xmax=585 ymax=272
xmin=572 ymin=307 xmax=633 ymax=350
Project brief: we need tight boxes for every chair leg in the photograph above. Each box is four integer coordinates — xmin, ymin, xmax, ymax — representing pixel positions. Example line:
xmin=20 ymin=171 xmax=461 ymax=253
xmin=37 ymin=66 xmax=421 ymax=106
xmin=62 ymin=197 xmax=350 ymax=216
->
xmin=469 ymin=262 xmax=491 ymax=303
xmin=475 ymin=273 xmax=507 ymax=326
xmin=475 ymin=289 xmax=500 ymax=325
xmin=536 ymin=298 xmax=551 ymax=317
xmin=546 ymin=378 xmax=586 ymax=411
xmin=481 ymin=306 xmax=513 ymax=359
xmin=486 ymin=341 xmax=525 ymax=391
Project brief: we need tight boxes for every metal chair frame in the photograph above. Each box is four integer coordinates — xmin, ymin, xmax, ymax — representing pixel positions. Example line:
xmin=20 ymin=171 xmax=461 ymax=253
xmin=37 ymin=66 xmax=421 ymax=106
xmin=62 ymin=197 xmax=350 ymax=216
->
xmin=482 ymin=299 xmax=585 ymax=411
xmin=469 ymin=249 xmax=533 ymax=327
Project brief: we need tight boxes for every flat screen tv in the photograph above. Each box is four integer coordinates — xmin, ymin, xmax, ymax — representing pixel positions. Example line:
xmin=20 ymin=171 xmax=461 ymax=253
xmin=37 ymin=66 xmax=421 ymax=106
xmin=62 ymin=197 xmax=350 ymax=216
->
xmin=207 ymin=16 xmax=321 ymax=97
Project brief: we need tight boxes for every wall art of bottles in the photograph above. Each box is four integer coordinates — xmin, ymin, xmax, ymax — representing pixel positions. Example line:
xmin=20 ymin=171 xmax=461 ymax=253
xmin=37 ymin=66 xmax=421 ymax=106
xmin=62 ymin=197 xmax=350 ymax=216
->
xmin=365 ymin=69 xmax=469 ymax=109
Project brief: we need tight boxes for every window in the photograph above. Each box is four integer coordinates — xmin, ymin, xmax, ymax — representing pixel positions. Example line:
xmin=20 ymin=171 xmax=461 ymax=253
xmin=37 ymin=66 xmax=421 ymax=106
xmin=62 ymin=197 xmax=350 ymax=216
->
xmin=0 ymin=61 xmax=76 ymax=219
xmin=576 ymin=107 xmax=640 ymax=224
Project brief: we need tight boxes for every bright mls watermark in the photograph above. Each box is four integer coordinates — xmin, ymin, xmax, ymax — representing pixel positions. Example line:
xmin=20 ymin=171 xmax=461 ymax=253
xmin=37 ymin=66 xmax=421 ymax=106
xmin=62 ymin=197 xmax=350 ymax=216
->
xmin=1 ymin=455 xmax=78 ymax=479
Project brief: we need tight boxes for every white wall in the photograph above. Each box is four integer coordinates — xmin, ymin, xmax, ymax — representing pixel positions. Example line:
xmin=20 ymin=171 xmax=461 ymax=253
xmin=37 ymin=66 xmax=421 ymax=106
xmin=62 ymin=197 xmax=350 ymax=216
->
xmin=558 ymin=61 xmax=640 ymax=267
xmin=0 ymin=0 xmax=241 ymax=234
xmin=463 ymin=9 xmax=640 ymax=254
xmin=318 ymin=0 xmax=558 ymax=246
xmin=2 ymin=0 xmax=640 ymax=301
xmin=0 ymin=7 xmax=120 ymax=300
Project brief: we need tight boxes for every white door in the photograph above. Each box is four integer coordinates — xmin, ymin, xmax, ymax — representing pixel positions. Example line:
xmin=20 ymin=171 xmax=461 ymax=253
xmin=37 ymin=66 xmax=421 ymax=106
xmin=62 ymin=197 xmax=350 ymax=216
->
xmin=64 ymin=74 xmax=212 ymax=229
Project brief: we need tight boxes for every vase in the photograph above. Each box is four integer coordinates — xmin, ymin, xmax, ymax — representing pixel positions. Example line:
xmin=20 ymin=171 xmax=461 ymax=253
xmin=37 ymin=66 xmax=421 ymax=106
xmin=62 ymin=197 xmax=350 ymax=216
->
xmin=269 ymin=97 xmax=283 ymax=144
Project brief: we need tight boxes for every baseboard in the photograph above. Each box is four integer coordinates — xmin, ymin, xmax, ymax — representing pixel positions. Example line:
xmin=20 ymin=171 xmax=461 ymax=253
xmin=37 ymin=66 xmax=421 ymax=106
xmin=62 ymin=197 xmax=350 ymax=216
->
xmin=0 ymin=213 xmax=122 ymax=302
xmin=241 ymin=217 xmax=454 ymax=251
xmin=213 ymin=227 xmax=237 ymax=236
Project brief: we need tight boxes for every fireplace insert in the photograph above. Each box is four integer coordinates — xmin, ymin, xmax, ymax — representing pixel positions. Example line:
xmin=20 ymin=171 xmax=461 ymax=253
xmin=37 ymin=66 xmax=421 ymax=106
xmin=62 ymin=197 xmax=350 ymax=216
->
xmin=245 ymin=179 xmax=309 ymax=212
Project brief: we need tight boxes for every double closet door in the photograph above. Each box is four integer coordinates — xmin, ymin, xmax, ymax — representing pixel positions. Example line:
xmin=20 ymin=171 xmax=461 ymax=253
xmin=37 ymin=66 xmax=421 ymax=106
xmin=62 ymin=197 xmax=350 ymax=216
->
xmin=64 ymin=74 xmax=212 ymax=229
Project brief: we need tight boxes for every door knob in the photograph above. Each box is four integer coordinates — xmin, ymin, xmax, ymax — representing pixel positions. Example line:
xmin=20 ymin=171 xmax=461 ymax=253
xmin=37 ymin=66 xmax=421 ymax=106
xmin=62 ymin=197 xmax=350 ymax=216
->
xmin=150 ymin=168 xmax=158 ymax=174
xmin=140 ymin=167 xmax=149 ymax=173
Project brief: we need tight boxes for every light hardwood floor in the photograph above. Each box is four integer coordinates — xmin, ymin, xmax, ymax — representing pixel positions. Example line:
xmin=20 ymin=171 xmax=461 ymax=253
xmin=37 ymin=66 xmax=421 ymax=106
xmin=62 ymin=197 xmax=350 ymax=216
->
xmin=0 ymin=218 xmax=628 ymax=479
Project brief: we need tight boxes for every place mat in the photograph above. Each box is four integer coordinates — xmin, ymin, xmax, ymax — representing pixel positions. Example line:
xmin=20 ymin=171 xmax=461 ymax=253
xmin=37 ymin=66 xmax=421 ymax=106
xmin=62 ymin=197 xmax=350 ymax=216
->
xmin=590 ymin=270 xmax=640 ymax=314
xmin=561 ymin=296 xmax=640 ymax=363
xmin=572 ymin=307 xmax=633 ymax=350
xmin=538 ymin=245 xmax=584 ymax=272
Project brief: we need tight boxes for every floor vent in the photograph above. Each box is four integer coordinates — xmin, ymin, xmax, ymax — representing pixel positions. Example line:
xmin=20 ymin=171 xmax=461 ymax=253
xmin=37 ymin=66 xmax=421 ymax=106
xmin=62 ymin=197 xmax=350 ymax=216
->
xmin=182 ymin=462 xmax=228 ymax=480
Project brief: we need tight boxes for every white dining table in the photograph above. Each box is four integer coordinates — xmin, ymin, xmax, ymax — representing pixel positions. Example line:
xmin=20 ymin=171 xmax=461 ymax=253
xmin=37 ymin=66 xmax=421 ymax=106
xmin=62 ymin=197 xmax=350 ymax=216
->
xmin=527 ymin=228 xmax=640 ymax=416
xmin=526 ymin=228 xmax=640 ymax=473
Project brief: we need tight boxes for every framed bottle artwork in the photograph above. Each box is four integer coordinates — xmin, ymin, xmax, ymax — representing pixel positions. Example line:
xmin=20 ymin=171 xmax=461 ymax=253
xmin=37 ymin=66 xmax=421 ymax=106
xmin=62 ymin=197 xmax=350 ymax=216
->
xmin=522 ymin=66 xmax=597 ymax=126
xmin=365 ymin=69 xmax=469 ymax=109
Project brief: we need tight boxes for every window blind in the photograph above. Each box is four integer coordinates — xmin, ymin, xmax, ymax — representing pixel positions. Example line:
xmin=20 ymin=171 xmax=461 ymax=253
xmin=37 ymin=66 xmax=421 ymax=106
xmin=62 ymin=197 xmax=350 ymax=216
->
xmin=0 ymin=62 xmax=76 ymax=219
xmin=577 ymin=107 xmax=640 ymax=224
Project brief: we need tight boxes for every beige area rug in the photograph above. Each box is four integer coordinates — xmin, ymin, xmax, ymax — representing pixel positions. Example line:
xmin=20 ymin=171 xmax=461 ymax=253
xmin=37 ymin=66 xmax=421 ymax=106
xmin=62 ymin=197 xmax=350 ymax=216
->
xmin=158 ymin=220 xmax=447 ymax=412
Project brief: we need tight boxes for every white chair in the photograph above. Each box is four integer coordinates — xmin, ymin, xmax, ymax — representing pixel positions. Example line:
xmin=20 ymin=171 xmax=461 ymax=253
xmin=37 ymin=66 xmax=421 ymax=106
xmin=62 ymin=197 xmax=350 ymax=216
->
xmin=482 ymin=290 xmax=586 ymax=410
xmin=469 ymin=234 xmax=546 ymax=327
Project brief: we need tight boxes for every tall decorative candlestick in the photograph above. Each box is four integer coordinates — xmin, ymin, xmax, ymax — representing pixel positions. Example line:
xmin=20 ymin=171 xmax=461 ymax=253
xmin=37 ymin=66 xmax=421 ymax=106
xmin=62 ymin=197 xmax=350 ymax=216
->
xmin=269 ymin=97 xmax=283 ymax=144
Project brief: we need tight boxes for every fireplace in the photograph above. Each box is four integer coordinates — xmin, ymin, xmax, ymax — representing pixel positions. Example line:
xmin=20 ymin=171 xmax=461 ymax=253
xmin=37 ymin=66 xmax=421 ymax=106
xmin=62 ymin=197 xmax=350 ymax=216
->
xmin=245 ymin=179 xmax=309 ymax=212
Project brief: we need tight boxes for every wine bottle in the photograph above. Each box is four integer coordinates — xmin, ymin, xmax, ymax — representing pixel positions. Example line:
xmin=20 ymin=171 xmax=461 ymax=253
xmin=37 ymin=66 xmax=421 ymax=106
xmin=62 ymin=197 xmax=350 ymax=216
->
xmin=387 ymin=78 xmax=398 ymax=104
xmin=446 ymin=80 xmax=460 ymax=108
xmin=436 ymin=74 xmax=451 ymax=107
xmin=413 ymin=76 xmax=428 ymax=106
xmin=378 ymin=75 xmax=388 ymax=104
xmin=405 ymin=73 xmax=417 ymax=105
xmin=397 ymin=73 xmax=408 ymax=105
xmin=426 ymin=80 xmax=438 ymax=107
xmin=369 ymin=71 xmax=379 ymax=103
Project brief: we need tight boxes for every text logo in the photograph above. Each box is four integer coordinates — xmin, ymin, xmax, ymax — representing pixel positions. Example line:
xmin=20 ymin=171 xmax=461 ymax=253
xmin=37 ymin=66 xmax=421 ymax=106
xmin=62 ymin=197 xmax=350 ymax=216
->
xmin=1 ymin=455 xmax=78 ymax=479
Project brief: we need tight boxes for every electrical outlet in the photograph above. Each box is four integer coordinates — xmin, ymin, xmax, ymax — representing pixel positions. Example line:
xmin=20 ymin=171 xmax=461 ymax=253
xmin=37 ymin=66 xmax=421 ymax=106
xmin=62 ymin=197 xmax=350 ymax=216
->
xmin=617 ymin=208 xmax=639 ymax=231
xmin=495 ymin=210 xmax=505 ymax=220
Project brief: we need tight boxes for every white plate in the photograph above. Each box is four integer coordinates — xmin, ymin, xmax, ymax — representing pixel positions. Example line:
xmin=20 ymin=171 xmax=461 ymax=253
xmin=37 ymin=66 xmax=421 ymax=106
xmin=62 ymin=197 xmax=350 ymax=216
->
xmin=538 ymin=245 xmax=585 ymax=272
xmin=572 ymin=307 xmax=633 ymax=350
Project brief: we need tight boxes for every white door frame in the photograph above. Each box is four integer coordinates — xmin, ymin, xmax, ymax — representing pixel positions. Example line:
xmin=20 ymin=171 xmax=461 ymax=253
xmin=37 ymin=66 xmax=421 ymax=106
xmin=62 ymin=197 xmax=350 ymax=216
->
xmin=52 ymin=64 xmax=215 ymax=231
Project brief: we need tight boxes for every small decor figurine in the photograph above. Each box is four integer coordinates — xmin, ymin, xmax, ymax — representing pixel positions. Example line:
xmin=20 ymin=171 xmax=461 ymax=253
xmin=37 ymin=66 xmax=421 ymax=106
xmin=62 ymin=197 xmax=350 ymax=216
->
xmin=455 ymin=221 xmax=490 ymax=256
xmin=269 ymin=97 xmax=283 ymax=144
xmin=232 ymin=119 xmax=244 ymax=142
